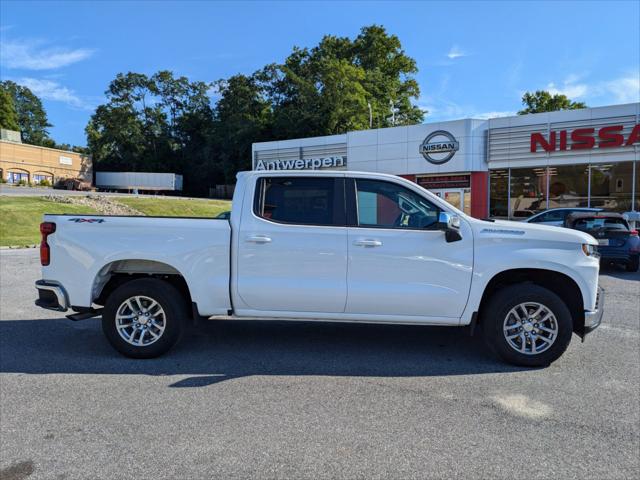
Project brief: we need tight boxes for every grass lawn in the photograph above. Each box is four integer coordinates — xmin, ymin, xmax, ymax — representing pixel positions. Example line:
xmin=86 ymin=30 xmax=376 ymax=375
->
xmin=0 ymin=196 xmax=232 ymax=247
xmin=0 ymin=197 xmax=99 ymax=247
xmin=116 ymin=197 xmax=231 ymax=217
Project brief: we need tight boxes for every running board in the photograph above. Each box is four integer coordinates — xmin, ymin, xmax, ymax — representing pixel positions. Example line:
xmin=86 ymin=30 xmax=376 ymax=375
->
xmin=67 ymin=308 xmax=103 ymax=321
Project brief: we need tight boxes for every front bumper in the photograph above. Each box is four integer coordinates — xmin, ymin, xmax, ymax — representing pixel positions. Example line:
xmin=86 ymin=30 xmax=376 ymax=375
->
xmin=583 ymin=286 xmax=604 ymax=336
xmin=35 ymin=280 xmax=69 ymax=312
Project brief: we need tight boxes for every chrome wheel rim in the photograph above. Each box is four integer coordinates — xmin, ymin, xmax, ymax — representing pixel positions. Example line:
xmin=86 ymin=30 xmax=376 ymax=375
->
xmin=503 ymin=302 xmax=558 ymax=355
xmin=115 ymin=295 xmax=166 ymax=347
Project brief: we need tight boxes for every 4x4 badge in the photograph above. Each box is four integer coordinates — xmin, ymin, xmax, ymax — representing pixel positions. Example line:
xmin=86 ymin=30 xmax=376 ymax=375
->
xmin=68 ymin=218 xmax=105 ymax=223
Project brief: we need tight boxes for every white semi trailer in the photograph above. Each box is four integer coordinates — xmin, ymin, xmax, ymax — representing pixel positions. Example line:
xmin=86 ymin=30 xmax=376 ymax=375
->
xmin=95 ymin=172 xmax=183 ymax=192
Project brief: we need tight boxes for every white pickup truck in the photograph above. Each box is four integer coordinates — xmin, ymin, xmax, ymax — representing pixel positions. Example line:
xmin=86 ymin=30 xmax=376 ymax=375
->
xmin=35 ymin=170 xmax=604 ymax=366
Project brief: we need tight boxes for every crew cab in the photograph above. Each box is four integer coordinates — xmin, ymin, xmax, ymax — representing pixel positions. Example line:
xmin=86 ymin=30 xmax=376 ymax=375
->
xmin=35 ymin=171 xmax=604 ymax=366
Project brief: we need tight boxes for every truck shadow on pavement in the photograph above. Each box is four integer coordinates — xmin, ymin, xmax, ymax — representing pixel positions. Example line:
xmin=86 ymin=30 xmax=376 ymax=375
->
xmin=0 ymin=317 xmax=531 ymax=386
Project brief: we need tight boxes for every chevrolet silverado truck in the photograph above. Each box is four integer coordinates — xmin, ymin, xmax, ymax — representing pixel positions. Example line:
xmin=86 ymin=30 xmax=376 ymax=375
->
xmin=35 ymin=170 xmax=604 ymax=366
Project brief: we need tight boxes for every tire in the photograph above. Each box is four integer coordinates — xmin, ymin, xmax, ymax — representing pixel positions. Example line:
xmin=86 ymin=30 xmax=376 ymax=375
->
xmin=102 ymin=278 xmax=187 ymax=358
xmin=625 ymin=255 xmax=639 ymax=272
xmin=481 ymin=284 xmax=573 ymax=367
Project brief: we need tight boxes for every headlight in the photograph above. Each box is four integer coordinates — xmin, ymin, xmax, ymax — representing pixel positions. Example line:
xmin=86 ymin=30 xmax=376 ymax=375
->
xmin=582 ymin=244 xmax=599 ymax=257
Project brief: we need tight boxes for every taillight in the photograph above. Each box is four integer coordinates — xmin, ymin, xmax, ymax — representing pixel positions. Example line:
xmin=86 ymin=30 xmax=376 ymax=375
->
xmin=630 ymin=230 xmax=638 ymax=236
xmin=40 ymin=222 xmax=56 ymax=266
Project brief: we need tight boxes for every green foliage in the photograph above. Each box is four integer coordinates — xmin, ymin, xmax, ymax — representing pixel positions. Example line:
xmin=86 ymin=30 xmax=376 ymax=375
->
xmin=116 ymin=197 xmax=231 ymax=217
xmin=38 ymin=179 xmax=51 ymax=187
xmin=85 ymin=25 xmax=424 ymax=195
xmin=0 ymin=197 xmax=99 ymax=247
xmin=0 ymin=88 xmax=20 ymax=131
xmin=86 ymin=70 xmax=217 ymax=196
xmin=261 ymin=25 xmax=423 ymax=139
xmin=0 ymin=80 xmax=53 ymax=145
xmin=16 ymin=179 xmax=27 ymax=186
xmin=518 ymin=90 xmax=587 ymax=115
xmin=213 ymin=74 xmax=272 ymax=183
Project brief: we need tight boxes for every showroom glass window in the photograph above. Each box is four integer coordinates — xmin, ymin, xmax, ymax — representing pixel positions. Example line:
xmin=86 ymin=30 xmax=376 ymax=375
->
xmin=489 ymin=169 xmax=508 ymax=218
xmin=590 ymin=162 xmax=634 ymax=212
xmin=547 ymin=165 xmax=590 ymax=209
xmin=254 ymin=176 xmax=341 ymax=226
xmin=509 ymin=167 xmax=548 ymax=218
xmin=635 ymin=162 xmax=639 ymax=211
xmin=355 ymin=179 xmax=440 ymax=229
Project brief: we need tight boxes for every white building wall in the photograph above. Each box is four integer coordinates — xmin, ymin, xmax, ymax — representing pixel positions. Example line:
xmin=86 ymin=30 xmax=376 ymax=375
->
xmin=253 ymin=119 xmax=488 ymax=175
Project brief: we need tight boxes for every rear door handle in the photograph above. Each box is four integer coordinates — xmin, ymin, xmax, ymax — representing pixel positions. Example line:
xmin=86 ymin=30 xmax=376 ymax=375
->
xmin=353 ymin=239 xmax=383 ymax=247
xmin=246 ymin=235 xmax=272 ymax=244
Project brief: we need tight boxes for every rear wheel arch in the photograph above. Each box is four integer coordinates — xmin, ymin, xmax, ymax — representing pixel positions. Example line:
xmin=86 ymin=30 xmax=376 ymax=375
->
xmin=92 ymin=260 xmax=194 ymax=316
xmin=477 ymin=268 xmax=585 ymax=335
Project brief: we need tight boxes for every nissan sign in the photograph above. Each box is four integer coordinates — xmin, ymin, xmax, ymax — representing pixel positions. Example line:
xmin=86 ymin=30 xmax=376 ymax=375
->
xmin=530 ymin=124 xmax=640 ymax=152
xmin=419 ymin=130 xmax=459 ymax=164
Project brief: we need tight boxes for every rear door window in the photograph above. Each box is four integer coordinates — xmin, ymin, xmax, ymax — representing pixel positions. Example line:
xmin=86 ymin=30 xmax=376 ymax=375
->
xmin=254 ymin=177 xmax=345 ymax=226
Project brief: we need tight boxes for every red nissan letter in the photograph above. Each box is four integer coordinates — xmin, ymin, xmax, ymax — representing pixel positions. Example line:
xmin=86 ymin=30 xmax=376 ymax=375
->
xmin=598 ymin=125 xmax=625 ymax=148
xmin=571 ymin=128 xmax=595 ymax=150
xmin=530 ymin=132 xmax=556 ymax=152
xmin=626 ymin=124 xmax=640 ymax=146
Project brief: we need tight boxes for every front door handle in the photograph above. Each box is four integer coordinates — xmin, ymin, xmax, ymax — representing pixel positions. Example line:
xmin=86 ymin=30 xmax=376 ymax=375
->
xmin=353 ymin=239 xmax=383 ymax=247
xmin=246 ymin=235 xmax=272 ymax=244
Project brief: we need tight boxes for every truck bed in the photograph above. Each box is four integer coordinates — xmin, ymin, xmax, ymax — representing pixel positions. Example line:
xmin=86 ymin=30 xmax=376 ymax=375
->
xmin=41 ymin=214 xmax=232 ymax=316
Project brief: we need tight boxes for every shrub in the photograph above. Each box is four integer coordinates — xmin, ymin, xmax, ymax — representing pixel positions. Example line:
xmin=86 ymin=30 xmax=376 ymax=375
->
xmin=17 ymin=179 xmax=27 ymax=186
xmin=38 ymin=179 xmax=51 ymax=187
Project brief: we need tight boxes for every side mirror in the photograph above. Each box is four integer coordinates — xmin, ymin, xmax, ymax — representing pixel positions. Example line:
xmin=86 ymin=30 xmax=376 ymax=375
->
xmin=438 ymin=212 xmax=462 ymax=243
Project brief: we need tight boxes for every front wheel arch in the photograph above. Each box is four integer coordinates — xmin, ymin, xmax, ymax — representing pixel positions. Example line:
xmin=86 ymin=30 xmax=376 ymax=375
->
xmin=477 ymin=269 xmax=585 ymax=337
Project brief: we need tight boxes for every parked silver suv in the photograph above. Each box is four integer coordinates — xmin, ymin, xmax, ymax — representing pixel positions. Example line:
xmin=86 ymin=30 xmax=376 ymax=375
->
xmin=523 ymin=208 xmax=603 ymax=227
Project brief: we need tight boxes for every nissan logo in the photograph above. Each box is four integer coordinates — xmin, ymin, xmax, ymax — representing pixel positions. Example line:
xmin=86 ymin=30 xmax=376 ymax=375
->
xmin=419 ymin=130 xmax=459 ymax=164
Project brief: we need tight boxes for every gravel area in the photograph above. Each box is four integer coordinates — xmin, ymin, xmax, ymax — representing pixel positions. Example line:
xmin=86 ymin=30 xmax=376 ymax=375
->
xmin=43 ymin=194 xmax=144 ymax=216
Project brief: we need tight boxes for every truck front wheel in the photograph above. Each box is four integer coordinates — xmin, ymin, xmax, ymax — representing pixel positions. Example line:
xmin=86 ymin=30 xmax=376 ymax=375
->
xmin=102 ymin=278 xmax=186 ymax=358
xmin=481 ymin=284 xmax=573 ymax=367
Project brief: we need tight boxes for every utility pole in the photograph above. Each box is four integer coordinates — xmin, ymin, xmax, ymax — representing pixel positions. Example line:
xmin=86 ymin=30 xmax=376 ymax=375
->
xmin=389 ymin=99 xmax=395 ymax=125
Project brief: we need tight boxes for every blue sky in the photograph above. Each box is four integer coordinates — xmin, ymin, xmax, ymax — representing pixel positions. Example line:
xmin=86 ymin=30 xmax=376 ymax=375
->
xmin=1 ymin=0 xmax=639 ymax=146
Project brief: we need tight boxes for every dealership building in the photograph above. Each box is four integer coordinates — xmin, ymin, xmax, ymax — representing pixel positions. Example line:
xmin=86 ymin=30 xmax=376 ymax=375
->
xmin=252 ymin=102 xmax=640 ymax=220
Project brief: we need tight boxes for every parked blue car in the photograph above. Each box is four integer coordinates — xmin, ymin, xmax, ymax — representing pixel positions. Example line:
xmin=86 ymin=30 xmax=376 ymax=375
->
xmin=565 ymin=212 xmax=640 ymax=272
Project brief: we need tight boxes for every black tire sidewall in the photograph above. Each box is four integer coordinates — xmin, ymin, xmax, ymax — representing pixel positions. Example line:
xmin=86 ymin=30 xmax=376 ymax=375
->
xmin=482 ymin=284 xmax=573 ymax=367
xmin=626 ymin=255 xmax=639 ymax=272
xmin=102 ymin=278 xmax=185 ymax=358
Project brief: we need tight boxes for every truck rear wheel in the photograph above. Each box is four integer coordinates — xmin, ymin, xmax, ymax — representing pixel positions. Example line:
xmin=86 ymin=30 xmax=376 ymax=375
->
xmin=102 ymin=278 xmax=186 ymax=358
xmin=481 ymin=284 xmax=573 ymax=367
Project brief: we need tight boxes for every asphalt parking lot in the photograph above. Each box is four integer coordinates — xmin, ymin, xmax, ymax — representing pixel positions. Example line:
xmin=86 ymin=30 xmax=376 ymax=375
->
xmin=1 ymin=249 xmax=638 ymax=479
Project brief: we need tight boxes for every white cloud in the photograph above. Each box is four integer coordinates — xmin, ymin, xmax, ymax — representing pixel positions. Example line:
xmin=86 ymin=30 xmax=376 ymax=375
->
xmin=540 ymin=72 xmax=639 ymax=104
xmin=446 ymin=45 xmax=467 ymax=59
xmin=603 ymin=75 xmax=640 ymax=103
xmin=546 ymin=81 xmax=588 ymax=99
xmin=15 ymin=78 xmax=91 ymax=110
xmin=1 ymin=39 xmax=93 ymax=70
xmin=473 ymin=111 xmax=517 ymax=120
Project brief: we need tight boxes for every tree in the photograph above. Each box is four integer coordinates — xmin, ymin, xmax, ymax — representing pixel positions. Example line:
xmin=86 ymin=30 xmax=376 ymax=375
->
xmin=85 ymin=26 xmax=425 ymax=194
xmin=518 ymin=90 xmax=587 ymax=115
xmin=86 ymin=71 xmax=216 ymax=195
xmin=0 ymin=88 xmax=20 ymax=131
xmin=261 ymin=24 xmax=423 ymax=139
xmin=213 ymin=74 xmax=272 ymax=182
xmin=0 ymin=80 xmax=52 ymax=145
